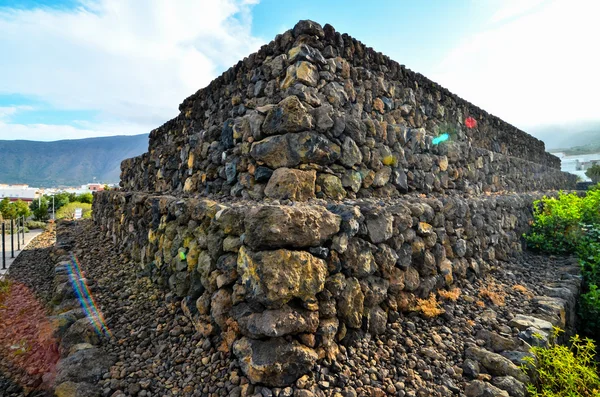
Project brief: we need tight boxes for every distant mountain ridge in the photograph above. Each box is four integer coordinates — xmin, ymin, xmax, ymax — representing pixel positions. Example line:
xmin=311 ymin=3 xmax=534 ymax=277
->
xmin=528 ymin=122 xmax=600 ymax=150
xmin=0 ymin=134 xmax=148 ymax=187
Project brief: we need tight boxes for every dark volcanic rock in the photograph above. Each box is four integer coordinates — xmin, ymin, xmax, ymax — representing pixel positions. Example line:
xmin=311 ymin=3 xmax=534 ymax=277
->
xmin=233 ymin=337 xmax=318 ymax=387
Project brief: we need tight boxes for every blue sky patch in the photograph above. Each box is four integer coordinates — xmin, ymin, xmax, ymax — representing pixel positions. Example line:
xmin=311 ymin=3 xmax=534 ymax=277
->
xmin=0 ymin=94 xmax=97 ymax=126
xmin=0 ymin=0 xmax=82 ymax=10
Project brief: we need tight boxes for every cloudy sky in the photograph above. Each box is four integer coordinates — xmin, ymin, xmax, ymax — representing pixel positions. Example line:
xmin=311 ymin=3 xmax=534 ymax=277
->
xmin=0 ymin=0 xmax=598 ymax=142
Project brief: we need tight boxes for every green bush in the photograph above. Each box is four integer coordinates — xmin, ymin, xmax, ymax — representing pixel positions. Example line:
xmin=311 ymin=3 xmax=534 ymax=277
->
xmin=25 ymin=220 xmax=47 ymax=230
xmin=579 ymin=285 xmax=600 ymax=336
xmin=524 ymin=187 xmax=600 ymax=337
xmin=56 ymin=202 xmax=92 ymax=220
xmin=580 ymin=189 xmax=600 ymax=225
xmin=522 ymin=328 xmax=600 ymax=397
xmin=32 ymin=200 xmax=50 ymax=221
xmin=0 ymin=198 xmax=31 ymax=220
xmin=524 ymin=192 xmax=583 ymax=254
xmin=74 ymin=193 xmax=93 ymax=204
xmin=585 ymin=164 xmax=600 ymax=184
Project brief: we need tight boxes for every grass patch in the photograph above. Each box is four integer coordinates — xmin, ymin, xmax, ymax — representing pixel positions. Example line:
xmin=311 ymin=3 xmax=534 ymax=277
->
xmin=56 ymin=202 xmax=92 ymax=220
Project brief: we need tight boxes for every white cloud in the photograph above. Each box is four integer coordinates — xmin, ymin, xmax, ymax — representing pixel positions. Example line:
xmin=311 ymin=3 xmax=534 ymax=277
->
xmin=0 ymin=0 xmax=264 ymax=141
xmin=0 ymin=105 xmax=33 ymax=121
xmin=489 ymin=0 xmax=548 ymax=23
xmin=431 ymin=0 xmax=600 ymax=131
xmin=0 ymin=119 xmax=155 ymax=141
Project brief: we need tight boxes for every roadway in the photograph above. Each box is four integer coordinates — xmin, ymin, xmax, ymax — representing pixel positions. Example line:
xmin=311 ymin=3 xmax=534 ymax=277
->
xmin=0 ymin=230 xmax=44 ymax=280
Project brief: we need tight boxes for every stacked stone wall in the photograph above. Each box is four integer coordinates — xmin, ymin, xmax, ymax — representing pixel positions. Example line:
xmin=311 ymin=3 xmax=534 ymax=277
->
xmin=119 ymin=20 xmax=573 ymax=198
xmin=94 ymin=190 xmax=554 ymax=386
xmin=95 ymin=20 xmax=578 ymax=386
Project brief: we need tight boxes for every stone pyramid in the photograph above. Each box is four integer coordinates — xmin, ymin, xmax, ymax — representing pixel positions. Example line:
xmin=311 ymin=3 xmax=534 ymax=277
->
xmin=95 ymin=19 xmax=575 ymax=387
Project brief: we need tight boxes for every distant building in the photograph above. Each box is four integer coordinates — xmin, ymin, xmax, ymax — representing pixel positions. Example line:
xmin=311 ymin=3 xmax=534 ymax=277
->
xmin=84 ymin=183 xmax=105 ymax=192
xmin=0 ymin=184 xmax=38 ymax=203
xmin=576 ymin=160 xmax=600 ymax=171
xmin=551 ymin=151 xmax=600 ymax=182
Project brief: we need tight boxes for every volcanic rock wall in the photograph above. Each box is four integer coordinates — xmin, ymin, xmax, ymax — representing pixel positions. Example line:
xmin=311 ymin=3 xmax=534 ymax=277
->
xmin=119 ymin=20 xmax=571 ymax=198
xmin=94 ymin=20 xmax=577 ymax=386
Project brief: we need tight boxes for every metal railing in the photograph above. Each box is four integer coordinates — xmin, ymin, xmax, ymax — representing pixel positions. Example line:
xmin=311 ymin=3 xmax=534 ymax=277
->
xmin=1 ymin=215 xmax=26 ymax=271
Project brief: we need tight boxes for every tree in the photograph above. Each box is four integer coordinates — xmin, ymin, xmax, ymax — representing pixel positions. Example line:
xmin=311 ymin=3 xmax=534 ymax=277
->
xmin=13 ymin=200 xmax=31 ymax=219
xmin=29 ymin=197 xmax=49 ymax=214
xmin=585 ymin=164 xmax=600 ymax=183
xmin=33 ymin=201 xmax=49 ymax=222
xmin=53 ymin=192 xmax=71 ymax=210
xmin=0 ymin=198 xmax=16 ymax=220
xmin=75 ymin=193 xmax=93 ymax=204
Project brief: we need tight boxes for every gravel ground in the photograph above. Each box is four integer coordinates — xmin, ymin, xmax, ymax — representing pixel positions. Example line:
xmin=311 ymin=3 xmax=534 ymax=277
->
xmin=0 ymin=220 xmax=578 ymax=396
xmin=0 ymin=226 xmax=56 ymax=397
xmin=3 ymin=226 xmax=56 ymax=303
xmin=52 ymin=220 xmax=577 ymax=397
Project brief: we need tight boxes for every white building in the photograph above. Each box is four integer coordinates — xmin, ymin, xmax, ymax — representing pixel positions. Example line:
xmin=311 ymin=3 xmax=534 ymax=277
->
xmin=553 ymin=152 xmax=600 ymax=182
xmin=0 ymin=184 xmax=39 ymax=203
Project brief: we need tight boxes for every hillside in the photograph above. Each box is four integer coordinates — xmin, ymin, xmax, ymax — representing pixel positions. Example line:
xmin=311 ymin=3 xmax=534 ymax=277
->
xmin=529 ymin=121 xmax=600 ymax=151
xmin=0 ymin=134 xmax=148 ymax=187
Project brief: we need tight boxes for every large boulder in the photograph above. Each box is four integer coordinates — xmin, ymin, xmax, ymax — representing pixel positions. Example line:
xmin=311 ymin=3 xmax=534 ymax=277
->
xmin=235 ymin=304 xmax=319 ymax=338
xmin=262 ymin=96 xmax=313 ymax=136
xmin=365 ymin=211 xmax=393 ymax=244
xmin=55 ymin=348 xmax=115 ymax=385
xmin=465 ymin=380 xmax=509 ymax=397
xmin=492 ymin=376 xmax=526 ymax=397
xmin=59 ymin=318 xmax=100 ymax=356
xmin=237 ymin=247 xmax=327 ymax=308
xmin=317 ymin=174 xmax=347 ymax=200
xmin=342 ymin=238 xmax=376 ymax=278
xmin=250 ymin=132 xmax=341 ymax=169
xmin=281 ymin=61 xmax=319 ymax=89
xmin=475 ymin=329 xmax=519 ymax=352
xmin=264 ymin=168 xmax=316 ymax=201
xmin=244 ymin=205 xmax=340 ymax=250
xmin=465 ymin=347 xmax=530 ymax=383
xmin=508 ymin=314 xmax=553 ymax=333
xmin=340 ymin=136 xmax=363 ymax=167
xmin=338 ymin=277 xmax=364 ymax=329
xmin=233 ymin=337 xmax=318 ymax=387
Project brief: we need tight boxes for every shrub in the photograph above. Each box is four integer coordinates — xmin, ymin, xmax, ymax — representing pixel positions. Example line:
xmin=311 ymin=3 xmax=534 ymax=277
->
xmin=74 ymin=193 xmax=93 ymax=204
xmin=585 ymin=164 xmax=600 ymax=184
xmin=413 ymin=293 xmax=444 ymax=318
xmin=524 ymin=192 xmax=583 ymax=254
xmin=33 ymin=201 xmax=49 ymax=221
xmin=56 ymin=202 xmax=92 ymax=220
xmin=25 ymin=221 xmax=46 ymax=230
xmin=524 ymin=189 xmax=600 ymax=337
xmin=438 ymin=288 xmax=461 ymax=301
xmin=522 ymin=328 xmax=600 ymax=397
xmin=579 ymin=284 xmax=600 ymax=336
